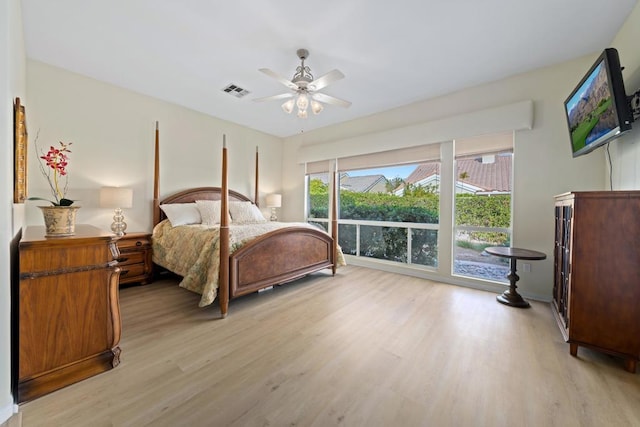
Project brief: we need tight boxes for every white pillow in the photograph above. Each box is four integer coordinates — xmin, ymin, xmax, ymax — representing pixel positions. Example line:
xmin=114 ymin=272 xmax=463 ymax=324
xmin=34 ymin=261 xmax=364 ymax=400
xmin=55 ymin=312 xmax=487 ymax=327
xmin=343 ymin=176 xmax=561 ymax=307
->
xmin=229 ymin=201 xmax=266 ymax=224
xmin=159 ymin=203 xmax=201 ymax=226
xmin=196 ymin=199 xmax=222 ymax=225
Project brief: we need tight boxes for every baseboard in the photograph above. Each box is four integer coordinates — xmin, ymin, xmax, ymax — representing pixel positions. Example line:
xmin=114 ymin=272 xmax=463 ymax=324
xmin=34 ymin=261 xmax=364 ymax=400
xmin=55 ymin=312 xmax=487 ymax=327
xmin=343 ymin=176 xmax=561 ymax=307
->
xmin=0 ymin=403 xmax=18 ymax=426
xmin=343 ymin=255 xmax=552 ymax=303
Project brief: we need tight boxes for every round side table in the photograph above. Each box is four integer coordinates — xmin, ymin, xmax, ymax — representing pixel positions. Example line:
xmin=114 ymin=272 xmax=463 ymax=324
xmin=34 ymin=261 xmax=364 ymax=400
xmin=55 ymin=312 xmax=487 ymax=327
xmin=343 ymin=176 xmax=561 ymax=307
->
xmin=485 ymin=246 xmax=546 ymax=308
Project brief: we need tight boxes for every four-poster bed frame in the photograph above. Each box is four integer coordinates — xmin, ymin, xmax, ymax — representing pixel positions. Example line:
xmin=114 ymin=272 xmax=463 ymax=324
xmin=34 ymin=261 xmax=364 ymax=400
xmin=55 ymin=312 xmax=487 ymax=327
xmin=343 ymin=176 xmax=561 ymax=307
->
xmin=152 ymin=123 xmax=339 ymax=317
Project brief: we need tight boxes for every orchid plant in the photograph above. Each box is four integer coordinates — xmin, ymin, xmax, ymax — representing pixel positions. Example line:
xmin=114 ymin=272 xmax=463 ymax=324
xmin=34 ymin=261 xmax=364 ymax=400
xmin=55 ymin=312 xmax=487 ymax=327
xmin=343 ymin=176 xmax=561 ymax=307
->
xmin=30 ymin=139 xmax=75 ymax=206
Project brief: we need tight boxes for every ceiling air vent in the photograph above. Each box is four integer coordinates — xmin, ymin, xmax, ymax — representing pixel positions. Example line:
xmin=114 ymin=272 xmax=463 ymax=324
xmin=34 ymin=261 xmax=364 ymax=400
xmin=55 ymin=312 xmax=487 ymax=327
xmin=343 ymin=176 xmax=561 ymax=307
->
xmin=222 ymin=84 xmax=250 ymax=98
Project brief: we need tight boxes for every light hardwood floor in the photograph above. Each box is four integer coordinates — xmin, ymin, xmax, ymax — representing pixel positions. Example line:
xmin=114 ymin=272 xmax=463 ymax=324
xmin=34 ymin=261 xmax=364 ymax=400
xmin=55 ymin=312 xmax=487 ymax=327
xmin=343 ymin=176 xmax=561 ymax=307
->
xmin=18 ymin=266 xmax=640 ymax=426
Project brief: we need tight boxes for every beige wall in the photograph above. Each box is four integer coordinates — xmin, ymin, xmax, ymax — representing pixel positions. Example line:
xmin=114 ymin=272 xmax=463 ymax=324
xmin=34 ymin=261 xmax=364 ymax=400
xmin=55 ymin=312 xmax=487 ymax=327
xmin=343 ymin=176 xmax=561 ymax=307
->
xmin=25 ymin=61 xmax=283 ymax=232
xmin=610 ymin=3 xmax=640 ymax=189
xmin=1 ymin=0 xmax=26 ymax=420
xmin=282 ymin=54 xmax=610 ymax=301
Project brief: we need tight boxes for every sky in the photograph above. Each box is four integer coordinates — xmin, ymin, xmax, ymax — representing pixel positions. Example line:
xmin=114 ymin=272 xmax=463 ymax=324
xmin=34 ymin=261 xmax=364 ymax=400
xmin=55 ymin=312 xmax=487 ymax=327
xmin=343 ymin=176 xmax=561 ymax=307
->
xmin=347 ymin=164 xmax=417 ymax=179
xmin=566 ymin=61 xmax=603 ymax=114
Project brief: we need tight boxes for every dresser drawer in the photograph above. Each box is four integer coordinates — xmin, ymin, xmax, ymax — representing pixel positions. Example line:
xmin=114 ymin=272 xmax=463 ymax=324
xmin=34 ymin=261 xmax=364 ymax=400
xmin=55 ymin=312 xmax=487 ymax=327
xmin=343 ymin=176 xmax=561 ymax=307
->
xmin=118 ymin=263 xmax=147 ymax=282
xmin=117 ymin=237 xmax=151 ymax=251
xmin=117 ymin=251 xmax=146 ymax=266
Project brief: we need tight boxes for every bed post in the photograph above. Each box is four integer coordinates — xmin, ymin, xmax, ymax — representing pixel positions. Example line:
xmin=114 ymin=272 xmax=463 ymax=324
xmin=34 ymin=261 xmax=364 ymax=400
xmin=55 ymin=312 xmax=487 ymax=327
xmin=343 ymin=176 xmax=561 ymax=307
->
xmin=254 ymin=146 xmax=259 ymax=207
xmin=153 ymin=121 xmax=160 ymax=226
xmin=219 ymin=136 xmax=230 ymax=318
xmin=331 ymin=162 xmax=338 ymax=275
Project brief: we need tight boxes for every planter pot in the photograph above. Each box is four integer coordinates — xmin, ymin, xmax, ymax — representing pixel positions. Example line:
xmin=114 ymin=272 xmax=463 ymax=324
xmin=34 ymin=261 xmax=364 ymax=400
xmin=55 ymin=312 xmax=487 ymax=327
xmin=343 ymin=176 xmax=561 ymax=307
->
xmin=39 ymin=206 xmax=80 ymax=237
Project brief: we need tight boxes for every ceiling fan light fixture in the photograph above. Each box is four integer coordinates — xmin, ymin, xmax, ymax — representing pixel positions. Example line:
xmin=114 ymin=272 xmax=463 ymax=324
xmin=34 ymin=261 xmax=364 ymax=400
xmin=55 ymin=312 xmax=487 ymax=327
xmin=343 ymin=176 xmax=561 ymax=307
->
xmin=281 ymin=99 xmax=295 ymax=114
xmin=311 ymin=100 xmax=323 ymax=115
xmin=256 ymin=48 xmax=350 ymax=120
xmin=296 ymin=93 xmax=309 ymax=111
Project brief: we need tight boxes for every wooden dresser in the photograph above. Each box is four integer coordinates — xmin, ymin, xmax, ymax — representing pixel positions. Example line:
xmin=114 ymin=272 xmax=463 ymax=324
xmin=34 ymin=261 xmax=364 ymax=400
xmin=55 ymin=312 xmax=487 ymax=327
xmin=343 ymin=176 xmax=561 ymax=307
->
xmin=115 ymin=232 xmax=153 ymax=285
xmin=553 ymin=191 xmax=640 ymax=372
xmin=17 ymin=224 xmax=122 ymax=402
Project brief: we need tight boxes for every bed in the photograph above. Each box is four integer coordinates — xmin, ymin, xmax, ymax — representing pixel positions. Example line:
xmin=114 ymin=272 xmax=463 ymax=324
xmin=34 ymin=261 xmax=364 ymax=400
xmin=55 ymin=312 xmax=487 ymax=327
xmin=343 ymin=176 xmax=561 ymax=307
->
xmin=151 ymin=124 xmax=341 ymax=317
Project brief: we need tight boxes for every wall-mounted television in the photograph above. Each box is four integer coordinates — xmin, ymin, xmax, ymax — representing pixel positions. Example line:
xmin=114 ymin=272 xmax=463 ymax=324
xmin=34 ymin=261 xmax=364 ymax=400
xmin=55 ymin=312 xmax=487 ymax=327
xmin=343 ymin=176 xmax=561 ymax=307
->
xmin=564 ymin=48 xmax=633 ymax=157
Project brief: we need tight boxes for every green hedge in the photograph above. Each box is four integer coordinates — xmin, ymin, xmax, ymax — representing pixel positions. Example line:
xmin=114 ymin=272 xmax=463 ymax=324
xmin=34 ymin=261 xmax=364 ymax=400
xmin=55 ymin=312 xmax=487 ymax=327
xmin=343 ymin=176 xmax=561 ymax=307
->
xmin=455 ymin=193 xmax=510 ymax=227
xmin=455 ymin=194 xmax=511 ymax=245
xmin=339 ymin=191 xmax=439 ymax=223
xmin=309 ymin=186 xmax=511 ymax=263
xmin=311 ymin=189 xmax=510 ymax=228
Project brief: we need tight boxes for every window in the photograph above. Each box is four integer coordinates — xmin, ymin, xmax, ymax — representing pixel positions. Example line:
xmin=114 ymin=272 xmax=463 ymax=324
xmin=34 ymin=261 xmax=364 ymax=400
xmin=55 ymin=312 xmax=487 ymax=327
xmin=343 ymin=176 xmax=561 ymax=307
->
xmin=306 ymin=173 xmax=330 ymax=231
xmin=305 ymin=160 xmax=332 ymax=232
xmin=306 ymin=144 xmax=442 ymax=268
xmin=453 ymin=134 xmax=514 ymax=282
xmin=337 ymin=162 xmax=440 ymax=267
xmin=304 ymin=132 xmax=514 ymax=285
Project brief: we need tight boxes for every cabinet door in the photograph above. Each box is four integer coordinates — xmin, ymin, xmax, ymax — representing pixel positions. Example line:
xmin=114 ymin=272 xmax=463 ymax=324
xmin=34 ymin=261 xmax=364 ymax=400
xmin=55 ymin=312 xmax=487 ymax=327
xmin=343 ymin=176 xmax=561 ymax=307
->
xmin=569 ymin=195 xmax=640 ymax=356
xmin=560 ymin=204 xmax=572 ymax=327
xmin=17 ymin=226 xmax=122 ymax=402
xmin=553 ymin=202 xmax=572 ymax=332
xmin=19 ymin=269 xmax=117 ymax=379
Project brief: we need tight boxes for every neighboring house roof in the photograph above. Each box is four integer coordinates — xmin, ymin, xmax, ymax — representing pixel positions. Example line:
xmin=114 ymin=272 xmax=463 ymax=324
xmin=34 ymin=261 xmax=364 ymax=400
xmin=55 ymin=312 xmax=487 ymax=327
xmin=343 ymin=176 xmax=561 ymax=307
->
xmin=406 ymin=155 xmax=511 ymax=192
xmin=308 ymin=172 xmax=349 ymax=186
xmin=456 ymin=155 xmax=512 ymax=192
xmin=340 ymin=174 xmax=387 ymax=193
xmin=311 ymin=155 xmax=511 ymax=194
xmin=308 ymin=173 xmax=331 ymax=185
xmin=405 ymin=163 xmax=440 ymax=187
xmin=308 ymin=173 xmax=388 ymax=193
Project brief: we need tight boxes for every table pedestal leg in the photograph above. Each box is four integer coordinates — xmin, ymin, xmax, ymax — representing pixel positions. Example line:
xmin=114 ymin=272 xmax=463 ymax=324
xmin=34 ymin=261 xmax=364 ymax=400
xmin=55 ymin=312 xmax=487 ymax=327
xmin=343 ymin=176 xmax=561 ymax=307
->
xmin=496 ymin=258 xmax=530 ymax=308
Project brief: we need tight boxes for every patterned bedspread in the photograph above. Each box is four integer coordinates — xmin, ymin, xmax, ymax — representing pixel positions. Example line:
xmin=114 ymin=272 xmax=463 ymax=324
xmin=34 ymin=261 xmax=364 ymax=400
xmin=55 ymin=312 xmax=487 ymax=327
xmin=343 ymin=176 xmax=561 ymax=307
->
xmin=152 ymin=220 xmax=345 ymax=307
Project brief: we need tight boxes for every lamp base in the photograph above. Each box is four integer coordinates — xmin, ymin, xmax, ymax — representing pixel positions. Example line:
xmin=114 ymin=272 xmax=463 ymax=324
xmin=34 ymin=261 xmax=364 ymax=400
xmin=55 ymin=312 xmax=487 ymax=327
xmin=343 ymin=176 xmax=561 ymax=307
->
xmin=111 ymin=208 xmax=128 ymax=237
xmin=270 ymin=207 xmax=277 ymax=222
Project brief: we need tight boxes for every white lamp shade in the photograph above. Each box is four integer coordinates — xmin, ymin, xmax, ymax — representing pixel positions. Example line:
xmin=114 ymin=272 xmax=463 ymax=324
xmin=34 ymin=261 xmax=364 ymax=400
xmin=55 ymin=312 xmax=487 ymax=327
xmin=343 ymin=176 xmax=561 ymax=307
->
xmin=296 ymin=93 xmax=309 ymax=110
xmin=100 ymin=187 xmax=133 ymax=208
xmin=266 ymin=193 xmax=282 ymax=208
xmin=281 ymin=99 xmax=295 ymax=114
xmin=311 ymin=100 xmax=324 ymax=114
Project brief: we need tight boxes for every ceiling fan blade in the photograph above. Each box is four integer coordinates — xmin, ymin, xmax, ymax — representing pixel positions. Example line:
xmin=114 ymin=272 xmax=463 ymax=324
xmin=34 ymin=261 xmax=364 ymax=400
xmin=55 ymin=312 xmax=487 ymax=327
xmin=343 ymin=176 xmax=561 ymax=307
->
xmin=259 ymin=68 xmax=298 ymax=90
xmin=308 ymin=69 xmax=344 ymax=91
xmin=253 ymin=93 xmax=294 ymax=103
xmin=312 ymin=92 xmax=352 ymax=108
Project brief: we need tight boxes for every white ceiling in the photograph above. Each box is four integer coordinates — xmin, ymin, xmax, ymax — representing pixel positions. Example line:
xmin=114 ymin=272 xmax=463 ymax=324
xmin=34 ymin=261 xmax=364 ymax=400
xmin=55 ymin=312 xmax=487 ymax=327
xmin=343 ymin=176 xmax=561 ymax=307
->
xmin=21 ymin=0 xmax=638 ymax=138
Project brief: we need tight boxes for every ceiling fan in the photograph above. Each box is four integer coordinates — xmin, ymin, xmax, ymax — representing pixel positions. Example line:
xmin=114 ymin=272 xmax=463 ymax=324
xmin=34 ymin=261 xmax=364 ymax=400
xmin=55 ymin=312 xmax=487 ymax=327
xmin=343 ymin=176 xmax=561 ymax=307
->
xmin=254 ymin=48 xmax=351 ymax=118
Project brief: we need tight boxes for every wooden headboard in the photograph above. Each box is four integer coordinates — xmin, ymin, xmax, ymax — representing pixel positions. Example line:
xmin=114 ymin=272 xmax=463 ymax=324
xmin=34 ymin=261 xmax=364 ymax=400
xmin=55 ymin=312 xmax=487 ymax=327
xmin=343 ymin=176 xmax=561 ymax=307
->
xmin=155 ymin=187 xmax=251 ymax=225
xmin=152 ymin=122 xmax=258 ymax=226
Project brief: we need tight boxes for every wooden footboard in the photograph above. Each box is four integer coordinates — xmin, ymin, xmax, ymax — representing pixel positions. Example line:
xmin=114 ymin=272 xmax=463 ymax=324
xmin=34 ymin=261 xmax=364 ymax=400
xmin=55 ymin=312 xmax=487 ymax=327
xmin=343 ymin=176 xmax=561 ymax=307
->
xmin=229 ymin=227 xmax=334 ymax=297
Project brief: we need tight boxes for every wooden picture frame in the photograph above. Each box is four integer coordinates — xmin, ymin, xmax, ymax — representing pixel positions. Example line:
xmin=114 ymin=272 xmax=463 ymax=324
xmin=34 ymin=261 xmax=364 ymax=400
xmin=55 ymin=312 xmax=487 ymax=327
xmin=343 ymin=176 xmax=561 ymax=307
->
xmin=14 ymin=97 xmax=27 ymax=203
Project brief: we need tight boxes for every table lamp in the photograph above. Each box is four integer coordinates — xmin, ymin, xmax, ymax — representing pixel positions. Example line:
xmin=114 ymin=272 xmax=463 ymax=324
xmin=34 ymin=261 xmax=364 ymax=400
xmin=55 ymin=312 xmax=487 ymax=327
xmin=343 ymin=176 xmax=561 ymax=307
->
xmin=100 ymin=187 xmax=133 ymax=236
xmin=265 ymin=193 xmax=282 ymax=221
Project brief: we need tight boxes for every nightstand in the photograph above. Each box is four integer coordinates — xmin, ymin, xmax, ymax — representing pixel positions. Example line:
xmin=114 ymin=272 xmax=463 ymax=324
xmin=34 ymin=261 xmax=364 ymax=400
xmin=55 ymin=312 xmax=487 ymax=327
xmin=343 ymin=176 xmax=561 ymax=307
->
xmin=116 ymin=232 xmax=153 ymax=285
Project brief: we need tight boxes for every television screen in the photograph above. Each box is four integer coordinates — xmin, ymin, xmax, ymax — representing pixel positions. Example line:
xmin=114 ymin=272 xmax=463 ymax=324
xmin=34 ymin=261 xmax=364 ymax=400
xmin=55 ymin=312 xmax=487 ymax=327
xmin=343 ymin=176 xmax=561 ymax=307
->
xmin=564 ymin=48 xmax=632 ymax=157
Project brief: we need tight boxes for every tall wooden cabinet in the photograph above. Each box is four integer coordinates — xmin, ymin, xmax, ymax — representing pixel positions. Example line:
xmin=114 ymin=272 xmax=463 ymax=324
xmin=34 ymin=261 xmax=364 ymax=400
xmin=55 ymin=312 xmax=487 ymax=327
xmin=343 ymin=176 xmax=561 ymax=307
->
xmin=16 ymin=225 xmax=122 ymax=402
xmin=553 ymin=191 xmax=640 ymax=372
